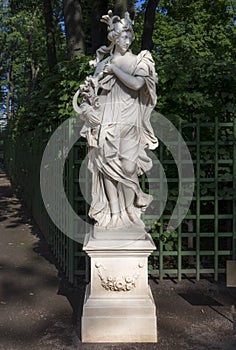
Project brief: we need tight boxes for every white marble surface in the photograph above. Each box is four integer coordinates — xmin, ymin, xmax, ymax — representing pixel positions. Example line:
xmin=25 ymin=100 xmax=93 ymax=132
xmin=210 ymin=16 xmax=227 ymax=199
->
xmin=82 ymin=232 xmax=157 ymax=343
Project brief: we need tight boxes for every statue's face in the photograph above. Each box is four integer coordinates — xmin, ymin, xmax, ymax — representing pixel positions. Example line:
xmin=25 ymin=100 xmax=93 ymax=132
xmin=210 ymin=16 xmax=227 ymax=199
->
xmin=115 ymin=31 xmax=132 ymax=54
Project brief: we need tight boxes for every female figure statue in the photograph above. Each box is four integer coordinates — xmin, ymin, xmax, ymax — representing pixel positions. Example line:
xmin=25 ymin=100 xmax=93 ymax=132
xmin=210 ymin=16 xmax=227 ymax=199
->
xmin=73 ymin=11 xmax=158 ymax=230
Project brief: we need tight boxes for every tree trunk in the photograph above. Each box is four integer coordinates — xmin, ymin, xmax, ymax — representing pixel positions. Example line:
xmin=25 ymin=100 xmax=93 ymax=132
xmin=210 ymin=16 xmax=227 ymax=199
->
xmin=30 ymin=62 xmax=40 ymax=92
xmin=43 ymin=0 xmax=57 ymax=72
xmin=91 ymin=0 xmax=108 ymax=53
xmin=63 ymin=0 xmax=85 ymax=60
xmin=28 ymin=9 xmax=40 ymax=93
xmin=141 ymin=0 xmax=158 ymax=51
xmin=6 ymin=64 xmax=12 ymax=120
xmin=114 ymin=0 xmax=135 ymax=19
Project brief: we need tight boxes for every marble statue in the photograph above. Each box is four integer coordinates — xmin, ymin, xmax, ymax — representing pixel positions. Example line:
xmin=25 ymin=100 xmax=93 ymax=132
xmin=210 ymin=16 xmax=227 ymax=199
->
xmin=73 ymin=10 xmax=158 ymax=230
xmin=77 ymin=12 xmax=158 ymax=343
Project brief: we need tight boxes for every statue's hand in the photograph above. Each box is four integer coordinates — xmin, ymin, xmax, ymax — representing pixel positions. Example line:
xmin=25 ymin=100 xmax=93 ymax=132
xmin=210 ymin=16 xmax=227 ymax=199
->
xmin=103 ymin=62 xmax=114 ymax=74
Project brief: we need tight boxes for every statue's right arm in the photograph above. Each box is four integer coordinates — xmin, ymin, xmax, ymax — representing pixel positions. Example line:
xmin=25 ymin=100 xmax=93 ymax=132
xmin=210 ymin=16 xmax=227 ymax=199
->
xmin=107 ymin=64 xmax=145 ymax=91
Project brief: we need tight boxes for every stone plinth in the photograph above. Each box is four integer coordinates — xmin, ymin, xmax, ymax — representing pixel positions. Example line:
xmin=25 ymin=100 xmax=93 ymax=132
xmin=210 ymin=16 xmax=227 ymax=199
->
xmin=81 ymin=232 xmax=157 ymax=343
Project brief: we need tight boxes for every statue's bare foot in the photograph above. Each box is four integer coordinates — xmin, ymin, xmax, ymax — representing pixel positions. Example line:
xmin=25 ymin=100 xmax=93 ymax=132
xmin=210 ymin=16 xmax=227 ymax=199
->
xmin=126 ymin=207 xmax=136 ymax=222
xmin=106 ymin=214 xmax=122 ymax=228
xmin=120 ymin=210 xmax=133 ymax=227
xmin=136 ymin=193 xmax=153 ymax=210
xmin=126 ymin=207 xmax=145 ymax=228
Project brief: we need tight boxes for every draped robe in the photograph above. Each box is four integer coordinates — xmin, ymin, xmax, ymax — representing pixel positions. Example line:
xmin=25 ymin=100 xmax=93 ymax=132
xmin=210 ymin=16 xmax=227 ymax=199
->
xmin=80 ymin=50 xmax=158 ymax=227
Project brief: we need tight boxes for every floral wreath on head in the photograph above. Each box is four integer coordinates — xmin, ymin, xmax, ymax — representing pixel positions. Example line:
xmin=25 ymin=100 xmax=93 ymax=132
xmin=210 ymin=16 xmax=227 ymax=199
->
xmin=101 ymin=10 xmax=134 ymax=38
xmin=90 ymin=10 xmax=135 ymax=68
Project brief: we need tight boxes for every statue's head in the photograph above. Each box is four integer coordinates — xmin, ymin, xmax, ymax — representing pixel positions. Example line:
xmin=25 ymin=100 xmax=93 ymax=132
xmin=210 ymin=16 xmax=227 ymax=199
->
xmin=101 ymin=10 xmax=135 ymax=47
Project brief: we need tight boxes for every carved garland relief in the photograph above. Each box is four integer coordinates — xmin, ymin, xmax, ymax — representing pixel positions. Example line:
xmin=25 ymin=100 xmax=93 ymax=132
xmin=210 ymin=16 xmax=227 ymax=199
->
xmin=95 ymin=262 xmax=144 ymax=292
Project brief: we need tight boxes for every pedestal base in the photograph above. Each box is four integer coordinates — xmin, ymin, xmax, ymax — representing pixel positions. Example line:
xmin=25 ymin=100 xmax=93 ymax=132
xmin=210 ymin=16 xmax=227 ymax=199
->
xmin=81 ymin=232 xmax=157 ymax=343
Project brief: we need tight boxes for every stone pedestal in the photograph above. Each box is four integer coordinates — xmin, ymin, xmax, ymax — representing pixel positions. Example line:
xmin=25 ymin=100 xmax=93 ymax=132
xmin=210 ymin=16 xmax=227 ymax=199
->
xmin=81 ymin=231 xmax=157 ymax=343
xmin=226 ymin=260 xmax=236 ymax=287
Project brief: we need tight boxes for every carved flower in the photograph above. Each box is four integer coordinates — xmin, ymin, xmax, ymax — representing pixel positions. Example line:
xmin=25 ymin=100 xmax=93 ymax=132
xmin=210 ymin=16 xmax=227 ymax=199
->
xmin=126 ymin=283 xmax=134 ymax=291
xmin=125 ymin=276 xmax=134 ymax=284
xmin=114 ymin=279 xmax=125 ymax=290
xmin=107 ymin=276 xmax=113 ymax=282
xmin=102 ymin=283 xmax=109 ymax=291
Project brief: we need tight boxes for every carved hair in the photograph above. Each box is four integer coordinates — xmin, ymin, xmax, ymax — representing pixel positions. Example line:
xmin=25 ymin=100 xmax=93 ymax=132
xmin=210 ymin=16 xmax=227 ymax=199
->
xmin=101 ymin=10 xmax=135 ymax=43
xmin=89 ymin=10 xmax=135 ymax=68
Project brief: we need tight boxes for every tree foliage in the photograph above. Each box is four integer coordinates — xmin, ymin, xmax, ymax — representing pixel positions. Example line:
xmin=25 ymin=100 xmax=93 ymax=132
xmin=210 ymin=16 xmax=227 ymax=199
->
xmin=1 ymin=0 xmax=236 ymax=135
xmin=153 ymin=0 xmax=236 ymax=123
xmin=0 ymin=0 xmax=66 ymax=117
